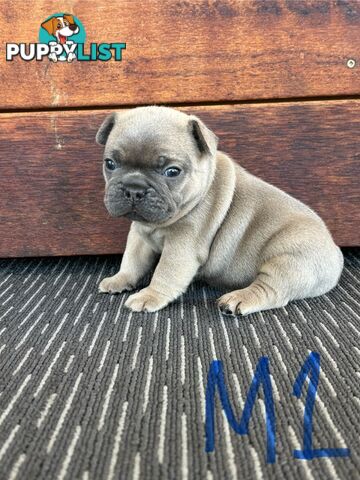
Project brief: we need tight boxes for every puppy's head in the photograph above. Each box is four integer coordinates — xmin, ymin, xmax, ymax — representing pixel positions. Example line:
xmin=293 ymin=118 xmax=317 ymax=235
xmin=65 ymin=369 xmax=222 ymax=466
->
xmin=96 ymin=106 xmax=218 ymax=225
xmin=41 ymin=14 xmax=79 ymax=42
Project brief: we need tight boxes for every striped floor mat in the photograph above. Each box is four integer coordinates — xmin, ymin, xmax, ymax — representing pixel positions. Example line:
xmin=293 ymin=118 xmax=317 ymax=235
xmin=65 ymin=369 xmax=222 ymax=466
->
xmin=0 ymin=250 xmax=359 ymax=479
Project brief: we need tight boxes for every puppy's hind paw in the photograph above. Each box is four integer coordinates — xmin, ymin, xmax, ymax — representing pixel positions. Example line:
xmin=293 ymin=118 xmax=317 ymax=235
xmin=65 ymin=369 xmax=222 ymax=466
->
xmin=67 ymin=52 xmax=76 ymax=62
xmin=217 ymin=289 xmax=259 ymax=316
xmin=48 ymin=53 xmax=58 ymax=62
xmin=218 ymin=303 xmax=236 ymax=316
xmin=217 ymin=285 xmax=283 ymax=316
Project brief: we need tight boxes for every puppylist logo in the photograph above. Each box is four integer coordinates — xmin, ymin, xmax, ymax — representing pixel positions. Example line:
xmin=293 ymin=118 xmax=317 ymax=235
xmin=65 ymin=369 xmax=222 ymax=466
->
xmin=6 ymin=13 xmax=126 ymax=63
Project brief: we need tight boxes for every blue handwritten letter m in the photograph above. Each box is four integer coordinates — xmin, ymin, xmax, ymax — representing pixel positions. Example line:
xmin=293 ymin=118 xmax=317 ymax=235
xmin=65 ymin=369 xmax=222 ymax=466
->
xmin=205 ymin=358 xmax=276 ymax=463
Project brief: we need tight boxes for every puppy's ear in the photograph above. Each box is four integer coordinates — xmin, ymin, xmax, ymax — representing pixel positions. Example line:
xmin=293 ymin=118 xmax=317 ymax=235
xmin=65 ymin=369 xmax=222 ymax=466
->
xmin=64 ymin=14 xmax=75 ymax=24
xmin=41 ymin=17 xmax=57 ymax=35
xmin=96 ymin=113 xmax=117 ymax=145
xmin=188 ymin=116 xmax=218 ymax=157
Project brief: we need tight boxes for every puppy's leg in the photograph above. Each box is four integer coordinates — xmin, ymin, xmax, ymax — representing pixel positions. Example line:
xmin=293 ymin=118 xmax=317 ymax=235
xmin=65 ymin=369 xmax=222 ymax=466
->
xmin=125 ymin=241 xmax=200 ymax=312
xmin=217 ymin=253 xmax=312 ymax=316
xmin=99 ymin=225 xmax=157 ymax=294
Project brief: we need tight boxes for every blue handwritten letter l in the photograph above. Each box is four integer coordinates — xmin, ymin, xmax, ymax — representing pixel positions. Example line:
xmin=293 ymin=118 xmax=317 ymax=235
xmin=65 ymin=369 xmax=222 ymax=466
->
xmin=205 ymin=358 xmax=276 ymax=463
xmin=293 ymin=351 xmax=350 ymax=460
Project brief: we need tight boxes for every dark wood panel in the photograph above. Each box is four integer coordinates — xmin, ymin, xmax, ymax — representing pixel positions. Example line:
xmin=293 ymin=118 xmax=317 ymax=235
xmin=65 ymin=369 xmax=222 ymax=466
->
xmin=0 ymin=0 xmax=359 ymax=109
xmin=0 ymin=100 xmax=359 ymax=257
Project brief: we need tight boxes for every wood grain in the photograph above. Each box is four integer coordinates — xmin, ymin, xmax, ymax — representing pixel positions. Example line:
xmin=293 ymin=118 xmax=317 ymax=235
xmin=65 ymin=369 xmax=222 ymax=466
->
xmin=0 ymin=0 xmax=359 ymax=109
xmin=0 ymin=100 xmax=358 ymax=257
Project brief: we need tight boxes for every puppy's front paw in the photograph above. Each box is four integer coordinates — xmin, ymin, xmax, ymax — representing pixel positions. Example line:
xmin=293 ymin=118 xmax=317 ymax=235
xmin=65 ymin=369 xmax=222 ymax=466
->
xmin=125 ymin=287 xmax=170 ymax=312
xmin=99 ymin=273 xmax=134 ymax=294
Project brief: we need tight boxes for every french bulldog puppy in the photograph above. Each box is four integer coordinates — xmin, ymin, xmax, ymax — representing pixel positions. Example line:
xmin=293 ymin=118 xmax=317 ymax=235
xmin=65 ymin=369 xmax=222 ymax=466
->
xmin=96 ymin=106 xmax=343 ymax=315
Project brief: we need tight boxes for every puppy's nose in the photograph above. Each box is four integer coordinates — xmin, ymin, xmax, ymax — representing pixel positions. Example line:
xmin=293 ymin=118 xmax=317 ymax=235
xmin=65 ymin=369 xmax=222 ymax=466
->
xmin=123 ymin=183 xmax=147 ymax=202
xmin=69 ymin=24 xmax=77 ymax=31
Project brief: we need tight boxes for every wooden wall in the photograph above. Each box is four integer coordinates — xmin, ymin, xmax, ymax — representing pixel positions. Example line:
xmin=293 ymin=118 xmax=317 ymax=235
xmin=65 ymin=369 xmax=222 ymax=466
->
xmin=0 ymin=0 xmax=359 ymax=257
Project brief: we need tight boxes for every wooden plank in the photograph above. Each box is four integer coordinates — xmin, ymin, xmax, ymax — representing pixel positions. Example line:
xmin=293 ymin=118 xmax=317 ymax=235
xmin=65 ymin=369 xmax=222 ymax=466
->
xmin=0 ymin=0 xmax=359 ymax=109
xmin=0 ymin=100 xmax=358 ymax=257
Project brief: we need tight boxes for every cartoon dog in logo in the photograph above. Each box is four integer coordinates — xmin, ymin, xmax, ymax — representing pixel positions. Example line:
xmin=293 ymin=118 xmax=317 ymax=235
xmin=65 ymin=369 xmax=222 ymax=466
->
xmin=41 ymin=14 xmax=79 ymax=62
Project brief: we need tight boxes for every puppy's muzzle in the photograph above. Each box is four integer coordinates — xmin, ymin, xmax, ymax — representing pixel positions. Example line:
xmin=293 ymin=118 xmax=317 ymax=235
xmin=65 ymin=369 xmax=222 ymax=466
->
xmin=105 ymin=175 xmax=176 ymax=223
xmin=122 ymin=178 xmax=149 ymax=203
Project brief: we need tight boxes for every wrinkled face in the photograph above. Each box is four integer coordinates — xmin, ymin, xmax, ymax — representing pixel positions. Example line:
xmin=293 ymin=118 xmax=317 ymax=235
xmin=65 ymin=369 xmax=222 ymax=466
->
xmin=96 ymin=107 xmax=218 ymax=225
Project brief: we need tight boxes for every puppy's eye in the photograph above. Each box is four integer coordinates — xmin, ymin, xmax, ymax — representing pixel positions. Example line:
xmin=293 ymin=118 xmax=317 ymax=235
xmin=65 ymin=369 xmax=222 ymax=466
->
xmin=104 ymin=159 xmax=116 ymax=171
xmin=57 ymin=23 xmax=61 ymax=29
xmin=163 ymin=167 xmax=181 ymax=178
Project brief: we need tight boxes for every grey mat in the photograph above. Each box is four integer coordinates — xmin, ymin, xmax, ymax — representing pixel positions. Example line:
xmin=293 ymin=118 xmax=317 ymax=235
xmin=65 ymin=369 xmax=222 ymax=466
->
xmin=0 ymin=250 xmax=359 ymax=480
